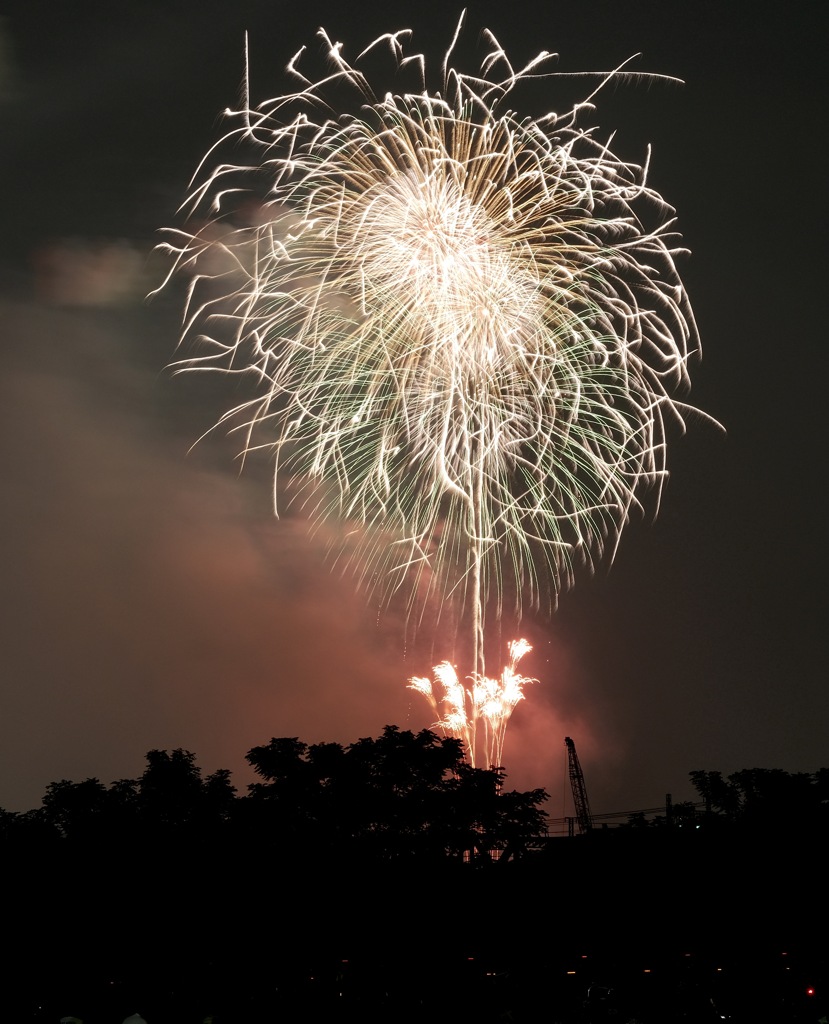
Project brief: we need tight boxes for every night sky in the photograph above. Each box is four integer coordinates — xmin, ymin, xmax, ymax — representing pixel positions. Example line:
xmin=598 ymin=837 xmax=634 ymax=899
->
xmin=0 ymin=0 xmax=824 ymax=818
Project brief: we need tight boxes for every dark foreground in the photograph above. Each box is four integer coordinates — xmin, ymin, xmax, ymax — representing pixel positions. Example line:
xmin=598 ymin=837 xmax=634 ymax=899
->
xmin=8 ymin=831 xmax=828 ymax=1023
xmin=13 ymin=948 xmax=829 ymax=1024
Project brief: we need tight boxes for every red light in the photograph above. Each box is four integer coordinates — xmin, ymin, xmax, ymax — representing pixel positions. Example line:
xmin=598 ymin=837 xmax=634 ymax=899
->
xmin=806 ymin=987 xmax=816 ymax=997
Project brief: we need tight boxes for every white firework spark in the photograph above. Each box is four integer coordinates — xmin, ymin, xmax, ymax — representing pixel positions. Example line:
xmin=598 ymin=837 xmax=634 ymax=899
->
xmin=410 ymin=639 xmax=536 ymax=768
xmin=159 ymin=17 xmax=706 ymax=765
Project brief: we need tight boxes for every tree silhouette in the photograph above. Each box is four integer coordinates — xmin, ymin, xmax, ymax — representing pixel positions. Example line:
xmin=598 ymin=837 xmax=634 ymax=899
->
xmin=243 ymin=726 xmax=549 ymax=862
xmin=139 ymin=747 xmax=236 ymax=840
xmin=689 ymin=767 xmax=828 ymax=834
xmin=689 ymin=769 xmax=741 ymax=821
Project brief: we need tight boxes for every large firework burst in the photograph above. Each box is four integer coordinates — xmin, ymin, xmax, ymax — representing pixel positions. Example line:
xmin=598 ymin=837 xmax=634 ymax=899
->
xmin=160 ymin=17 xmax=702 ymax=765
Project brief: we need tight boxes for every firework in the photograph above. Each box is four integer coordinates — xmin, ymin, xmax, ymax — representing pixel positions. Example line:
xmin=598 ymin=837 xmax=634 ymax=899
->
xmin=410 ymin=639 xmax=535 ymax=768
xmin=160 ymin=17 xmax=704 ymax=765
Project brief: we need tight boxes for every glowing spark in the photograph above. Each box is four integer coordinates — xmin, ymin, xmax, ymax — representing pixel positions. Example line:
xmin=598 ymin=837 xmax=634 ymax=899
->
xmin=409 ymin=639 xmax=536 ymax=768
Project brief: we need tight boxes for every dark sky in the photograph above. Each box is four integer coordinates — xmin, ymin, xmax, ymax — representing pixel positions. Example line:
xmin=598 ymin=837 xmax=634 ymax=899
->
xmin=0 ymin=0 xmax=825 ymax=817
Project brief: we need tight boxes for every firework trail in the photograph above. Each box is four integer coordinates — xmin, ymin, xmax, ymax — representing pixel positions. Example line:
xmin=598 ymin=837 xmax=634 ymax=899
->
xmin=160 ymin=16 xmax=705 ymax=767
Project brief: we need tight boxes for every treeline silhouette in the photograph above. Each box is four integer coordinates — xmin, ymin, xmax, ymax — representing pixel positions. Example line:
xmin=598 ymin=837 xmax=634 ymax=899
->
xmin=688 ymin=767 xmax=829 ymax=829
xmin=2 ymin=727 xmax=827 ymax=1024
xmin=1 ymin=726 xmax=548 ymax=862
xmin=619 ymin=767 xmax=829 ymax=833
xmin=7 ymin=728 xmax=827 ymax=855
